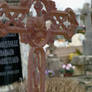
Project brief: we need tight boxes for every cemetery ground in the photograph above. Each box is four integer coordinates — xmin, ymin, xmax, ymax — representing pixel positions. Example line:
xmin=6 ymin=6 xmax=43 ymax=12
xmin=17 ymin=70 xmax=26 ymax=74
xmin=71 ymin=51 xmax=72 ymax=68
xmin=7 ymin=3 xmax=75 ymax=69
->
xmin=1 ymin=43 xmax=92 ymax=92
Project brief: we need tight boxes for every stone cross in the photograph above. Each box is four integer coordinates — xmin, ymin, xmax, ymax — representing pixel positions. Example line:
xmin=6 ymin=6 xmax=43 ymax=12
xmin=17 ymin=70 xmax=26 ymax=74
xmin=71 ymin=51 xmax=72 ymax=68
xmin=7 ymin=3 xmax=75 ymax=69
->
xmin=82 ymin=4 xmax=92 ymax=55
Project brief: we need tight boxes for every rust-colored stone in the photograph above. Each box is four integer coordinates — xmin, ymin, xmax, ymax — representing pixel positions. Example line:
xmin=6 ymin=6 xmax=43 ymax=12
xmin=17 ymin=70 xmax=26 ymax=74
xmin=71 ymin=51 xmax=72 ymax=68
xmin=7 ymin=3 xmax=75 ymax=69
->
xmin=0 ymin=0 xmax=78 ymax=92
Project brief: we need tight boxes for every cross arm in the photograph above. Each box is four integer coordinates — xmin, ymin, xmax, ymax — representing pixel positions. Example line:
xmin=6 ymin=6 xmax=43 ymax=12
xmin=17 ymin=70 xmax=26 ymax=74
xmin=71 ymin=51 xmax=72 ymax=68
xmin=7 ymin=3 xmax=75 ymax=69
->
xmin=0 ymin=26 xmax=28 ymax=37
xmin=6 ymin=26 xmax=27 ymax=33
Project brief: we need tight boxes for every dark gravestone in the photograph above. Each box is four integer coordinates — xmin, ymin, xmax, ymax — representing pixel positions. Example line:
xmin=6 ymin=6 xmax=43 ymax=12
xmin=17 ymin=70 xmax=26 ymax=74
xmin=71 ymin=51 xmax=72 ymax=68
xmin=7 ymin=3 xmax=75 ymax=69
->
xmin=0 ymin=33 xmax=22 ymax=86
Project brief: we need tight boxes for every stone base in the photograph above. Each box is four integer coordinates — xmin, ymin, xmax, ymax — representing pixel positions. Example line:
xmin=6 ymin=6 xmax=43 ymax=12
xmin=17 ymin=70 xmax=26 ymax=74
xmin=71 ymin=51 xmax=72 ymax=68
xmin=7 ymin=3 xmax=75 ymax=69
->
xmin=47 ymin=55 xmax=62 ymax=71
xmin=0 ymin=80 xmax=26 ymax=92
xmin=71 ymin=55 xmax=92 ymax=76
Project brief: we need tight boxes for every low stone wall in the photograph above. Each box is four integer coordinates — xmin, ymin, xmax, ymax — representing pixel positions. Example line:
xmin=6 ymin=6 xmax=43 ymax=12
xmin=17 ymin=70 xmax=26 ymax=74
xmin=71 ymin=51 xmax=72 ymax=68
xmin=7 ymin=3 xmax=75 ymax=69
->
xmin=53 ymin=46 xmax=83 ymax=63
xmin=0 ymin=77 xmax=86 ymax=92
xmin=46 ymin=77 xmax=85 ymax=92
xmin=71 ymin=55 xmax=92 ymax=92
xmin=71 ymin=55 xmax=92 ymax=75
xmin=54 ymin=46 xmax=83 ymax=58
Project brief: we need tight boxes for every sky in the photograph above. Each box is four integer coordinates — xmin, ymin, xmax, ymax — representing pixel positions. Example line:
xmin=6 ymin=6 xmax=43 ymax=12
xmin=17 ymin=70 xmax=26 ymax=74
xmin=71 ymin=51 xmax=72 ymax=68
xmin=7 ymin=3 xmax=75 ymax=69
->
xmin=30 ymin=0 xmax=91 ymax=16
xmin=52 ymin=0 xmax=91 ymax=10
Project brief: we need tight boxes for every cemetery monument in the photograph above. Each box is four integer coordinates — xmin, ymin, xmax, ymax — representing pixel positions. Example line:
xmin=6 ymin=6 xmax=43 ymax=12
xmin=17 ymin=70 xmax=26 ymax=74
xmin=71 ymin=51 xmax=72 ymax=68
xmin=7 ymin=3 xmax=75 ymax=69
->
xmin=0 ymin=0 xmax=78 ymax=92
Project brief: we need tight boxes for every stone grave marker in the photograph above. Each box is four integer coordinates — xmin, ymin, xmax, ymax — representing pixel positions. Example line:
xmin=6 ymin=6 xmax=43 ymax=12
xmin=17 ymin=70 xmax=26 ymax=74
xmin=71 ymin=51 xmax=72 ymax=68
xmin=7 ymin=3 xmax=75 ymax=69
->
xmin=71 ymin=3 xmax=92 ymax=75
xmin=82 ymin=4 xmax=92 ymax=55
xmin=0 ymin=33 xmax=22 ymax=86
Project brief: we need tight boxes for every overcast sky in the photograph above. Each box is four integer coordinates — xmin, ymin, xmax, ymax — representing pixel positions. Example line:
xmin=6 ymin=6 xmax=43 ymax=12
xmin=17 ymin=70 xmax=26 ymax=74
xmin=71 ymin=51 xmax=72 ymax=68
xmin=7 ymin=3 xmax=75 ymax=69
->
xmin=52 ymin=0 xmax=91 ymax=10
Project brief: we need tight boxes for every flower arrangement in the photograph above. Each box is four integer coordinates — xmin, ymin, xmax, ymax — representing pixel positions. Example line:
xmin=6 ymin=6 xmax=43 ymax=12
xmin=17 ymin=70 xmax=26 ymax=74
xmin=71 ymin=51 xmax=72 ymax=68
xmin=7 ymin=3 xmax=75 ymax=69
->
xmin=45 ymin=70 xmax=55 ymax=77
xmin=68 ymin=49 xmax=82 ymax=61
xmin=60 ymin=64 xmax=75 ymax=76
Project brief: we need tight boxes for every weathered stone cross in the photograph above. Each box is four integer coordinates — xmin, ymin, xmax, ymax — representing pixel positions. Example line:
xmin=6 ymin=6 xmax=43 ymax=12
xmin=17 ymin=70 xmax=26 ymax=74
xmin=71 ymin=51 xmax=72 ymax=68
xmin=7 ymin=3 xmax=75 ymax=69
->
xmin=82 ymin=4 xmax=92 ymax=55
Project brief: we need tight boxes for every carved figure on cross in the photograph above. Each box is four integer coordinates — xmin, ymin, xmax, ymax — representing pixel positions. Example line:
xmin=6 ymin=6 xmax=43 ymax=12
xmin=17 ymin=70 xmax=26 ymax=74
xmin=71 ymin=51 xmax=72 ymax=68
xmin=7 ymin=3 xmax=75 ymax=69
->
xmin=0 ymin=0 xmax=78 ymax=92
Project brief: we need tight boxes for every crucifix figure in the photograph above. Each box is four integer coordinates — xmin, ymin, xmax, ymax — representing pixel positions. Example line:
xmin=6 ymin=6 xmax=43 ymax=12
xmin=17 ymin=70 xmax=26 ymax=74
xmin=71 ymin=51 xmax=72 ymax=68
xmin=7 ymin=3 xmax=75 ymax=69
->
xmin=0 ymin=0 xmax=78 ymax=92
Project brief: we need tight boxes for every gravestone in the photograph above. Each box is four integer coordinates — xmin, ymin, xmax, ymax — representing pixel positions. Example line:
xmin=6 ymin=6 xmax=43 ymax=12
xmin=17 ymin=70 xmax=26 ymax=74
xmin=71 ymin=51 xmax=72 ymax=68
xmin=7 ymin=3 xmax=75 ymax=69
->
xmin=0 ymin=0 xmax=22 ymax=91
xmin=0 ymin=33 xmax=22 ymax=86
xmin=82 ymin=4 xmax=92 ymax=55
xmin=71 ymin=3 xmax=92 ymax=75
xmin=82 ymin=3 xmax=92 ymax=72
